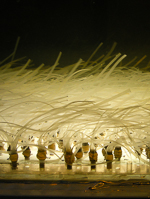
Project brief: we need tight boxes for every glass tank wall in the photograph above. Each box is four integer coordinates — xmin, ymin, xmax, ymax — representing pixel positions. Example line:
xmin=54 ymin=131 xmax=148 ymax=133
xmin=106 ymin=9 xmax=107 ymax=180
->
xmin=1 ymin=42 xmax=150 ymax=181
xmin=1 ymin=0 xmax=150 ymax=182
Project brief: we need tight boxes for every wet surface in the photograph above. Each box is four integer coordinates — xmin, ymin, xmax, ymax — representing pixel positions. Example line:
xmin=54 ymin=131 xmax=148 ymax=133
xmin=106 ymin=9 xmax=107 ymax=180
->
xmin=0 ymin=179 xmax=150 ymax=198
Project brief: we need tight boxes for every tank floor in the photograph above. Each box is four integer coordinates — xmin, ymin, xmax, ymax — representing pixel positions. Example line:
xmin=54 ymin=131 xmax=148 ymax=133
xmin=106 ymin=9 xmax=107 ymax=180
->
xmin=0 ymin=179 xmax=150 ymax=198
xmin=1 ymin=149 xmax=150 ymax=197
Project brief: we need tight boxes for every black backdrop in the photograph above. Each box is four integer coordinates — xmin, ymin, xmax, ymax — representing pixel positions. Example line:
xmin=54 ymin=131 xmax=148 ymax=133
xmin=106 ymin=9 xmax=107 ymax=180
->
xmin=0 ymin=0 xmax=150 ymax=67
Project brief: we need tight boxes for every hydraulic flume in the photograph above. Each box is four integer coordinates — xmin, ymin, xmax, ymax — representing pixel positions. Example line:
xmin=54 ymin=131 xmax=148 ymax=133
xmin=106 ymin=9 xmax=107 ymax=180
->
xmin=1 ymin=41 xmax=150 ymax=181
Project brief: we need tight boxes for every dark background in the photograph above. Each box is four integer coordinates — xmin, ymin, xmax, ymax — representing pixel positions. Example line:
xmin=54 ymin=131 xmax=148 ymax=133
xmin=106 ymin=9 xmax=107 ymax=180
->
xmin=0 ymin=0 xmax=150 ymax=67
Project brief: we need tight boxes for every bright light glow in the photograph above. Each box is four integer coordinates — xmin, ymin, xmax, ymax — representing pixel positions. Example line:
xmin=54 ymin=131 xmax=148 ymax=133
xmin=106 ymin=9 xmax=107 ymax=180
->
xmin=0 ymin=42 xmax=150 ymax=175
